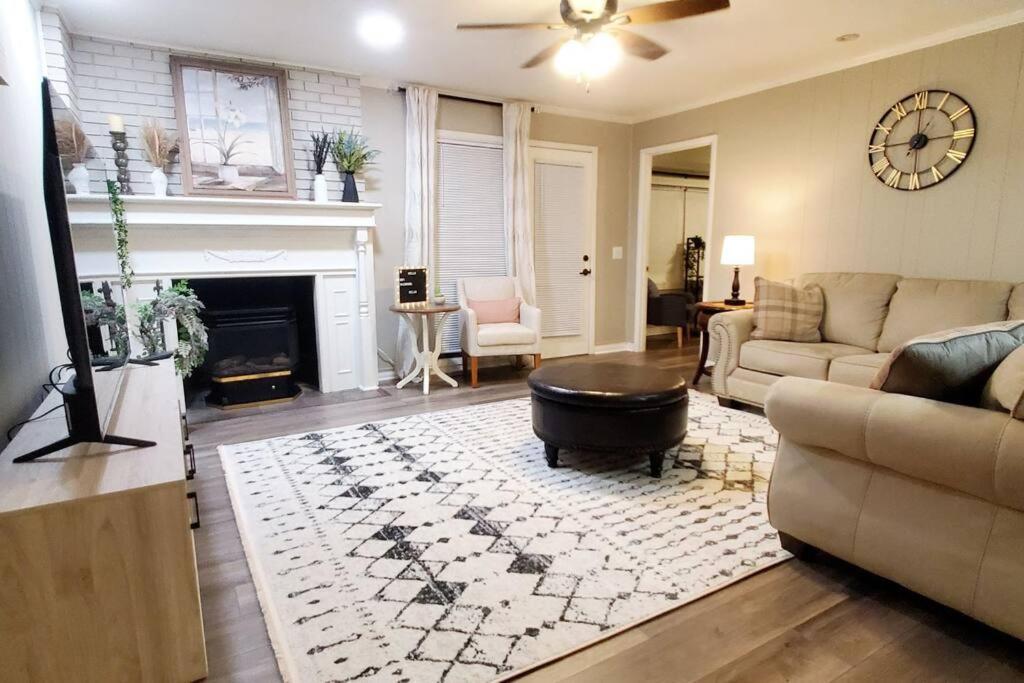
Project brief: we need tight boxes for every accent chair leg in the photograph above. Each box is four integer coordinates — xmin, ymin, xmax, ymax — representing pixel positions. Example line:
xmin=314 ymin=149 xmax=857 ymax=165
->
xmin=778 ymin=532 xmax=814 ymax=559
xmin=544 ymin=443 xmax=558 ymax=468
xmin=470 ymin=356 xmax=479 ymax=388
xmin=533 ymin=353 xmax=542 ymax=369
xmin=675 ymin=327 xmax=683 ymax=348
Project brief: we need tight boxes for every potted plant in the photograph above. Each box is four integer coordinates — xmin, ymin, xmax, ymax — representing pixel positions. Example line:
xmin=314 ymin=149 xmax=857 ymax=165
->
xmin=331 ymin=129 xmax=379 ymax=203
xmin=310 ymin=131 xmax=332 ymax=202
xmin=134 ymin=280 xmax=208 ymax=377
xmin=433 ymin=284 xmax=446 ymax=305
xmin=55 ymin=118 xmax=93 ymax=194
xmin=140 ymin=118 xmax=178 ymax=197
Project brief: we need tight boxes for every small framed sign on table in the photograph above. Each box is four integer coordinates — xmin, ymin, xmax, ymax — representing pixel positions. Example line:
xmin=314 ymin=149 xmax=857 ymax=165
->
xmin=394 ymin=267 xmax=429 ymax=309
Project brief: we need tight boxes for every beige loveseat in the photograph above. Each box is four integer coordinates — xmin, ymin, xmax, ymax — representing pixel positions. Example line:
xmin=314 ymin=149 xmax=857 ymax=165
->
xmin=710 ymin=273 xmax=1024 ymax=406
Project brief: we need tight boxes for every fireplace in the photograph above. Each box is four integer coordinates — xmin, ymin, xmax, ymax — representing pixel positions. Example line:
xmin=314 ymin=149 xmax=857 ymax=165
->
xmin=187 ymin=276 xmax=319 ymax=408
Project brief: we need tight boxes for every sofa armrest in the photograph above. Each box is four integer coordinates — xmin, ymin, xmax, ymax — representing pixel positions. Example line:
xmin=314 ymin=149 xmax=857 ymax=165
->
xmin=520 ymin=303 xmax=541 ymax=335
xmin=765 ymin=377 xmax=1024 ymax=511
xmin=708 ymin=309 xmax=754 ymax=396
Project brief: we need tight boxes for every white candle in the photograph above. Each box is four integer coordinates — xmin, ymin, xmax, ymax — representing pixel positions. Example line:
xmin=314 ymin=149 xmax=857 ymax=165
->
xmin=108 ymin=114 xmax=124 ymax=133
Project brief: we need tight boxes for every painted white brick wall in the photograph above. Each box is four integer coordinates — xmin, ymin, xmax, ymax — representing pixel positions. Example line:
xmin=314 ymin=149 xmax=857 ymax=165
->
xmin=43 ymin=12 xmax=363 ymax=199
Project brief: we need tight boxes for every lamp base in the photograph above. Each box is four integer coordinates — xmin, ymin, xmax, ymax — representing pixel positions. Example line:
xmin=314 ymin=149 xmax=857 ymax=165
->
xmin=723 ymin=298 xmax=746 ymax=306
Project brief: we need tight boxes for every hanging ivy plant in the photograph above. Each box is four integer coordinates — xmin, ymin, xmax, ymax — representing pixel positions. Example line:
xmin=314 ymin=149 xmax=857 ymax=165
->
xmin=134 ymin=280 xmax=209 ymax=377
xmin=106 ymin=180 xmax=134 ymax=289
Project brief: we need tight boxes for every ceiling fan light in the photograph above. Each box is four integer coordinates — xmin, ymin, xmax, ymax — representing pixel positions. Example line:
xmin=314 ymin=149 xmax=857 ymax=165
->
xmin=554 ymin=39 xmax=586 ymax=77
xmin=583 ymin=32 xmax=621 ymax=78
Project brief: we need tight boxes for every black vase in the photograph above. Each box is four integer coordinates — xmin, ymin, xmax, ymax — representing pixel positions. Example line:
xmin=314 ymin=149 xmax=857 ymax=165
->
xmin=342 ymin=172 xmax=358 ymax=203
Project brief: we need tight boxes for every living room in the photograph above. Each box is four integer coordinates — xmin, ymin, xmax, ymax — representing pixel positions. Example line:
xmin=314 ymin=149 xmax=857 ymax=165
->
xmin=2 ymin=1 xmax=1024 ymax=681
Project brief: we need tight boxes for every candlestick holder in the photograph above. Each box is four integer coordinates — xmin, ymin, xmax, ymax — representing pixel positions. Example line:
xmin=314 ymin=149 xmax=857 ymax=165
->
xmin=109 ymin=131 xmax=132 ymax=195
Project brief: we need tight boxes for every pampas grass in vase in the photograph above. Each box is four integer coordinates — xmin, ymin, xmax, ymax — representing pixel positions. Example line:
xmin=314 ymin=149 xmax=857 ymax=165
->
xmin=55 ymin=118 xmax=94 ymax=195
xmin=140 ymin=118 xmax=178 ymax=196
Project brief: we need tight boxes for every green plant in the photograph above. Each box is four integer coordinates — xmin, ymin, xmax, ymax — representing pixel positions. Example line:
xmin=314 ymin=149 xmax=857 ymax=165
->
xmin=80 ymin=290 xmax=129 ymax=357
xmin=106 ymin=181 xmax=134 ymax=289
xmin=331 ymin=129 xmax=379 ymax=174
xmin=134 ymin=280 xmax=208 ymax=377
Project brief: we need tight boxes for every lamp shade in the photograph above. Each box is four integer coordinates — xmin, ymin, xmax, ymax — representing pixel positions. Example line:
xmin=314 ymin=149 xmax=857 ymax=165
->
xmin=720 ymin=235 xmax=755 ymax=266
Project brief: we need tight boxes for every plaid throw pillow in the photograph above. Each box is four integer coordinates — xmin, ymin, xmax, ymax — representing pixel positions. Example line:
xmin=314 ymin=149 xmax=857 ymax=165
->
xmin=750 ymin=277 xmax=824 ymax=342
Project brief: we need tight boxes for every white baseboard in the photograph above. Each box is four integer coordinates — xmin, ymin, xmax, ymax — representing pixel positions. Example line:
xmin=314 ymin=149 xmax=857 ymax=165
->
xmin=593 ymin=342 xmax=636 ymax=355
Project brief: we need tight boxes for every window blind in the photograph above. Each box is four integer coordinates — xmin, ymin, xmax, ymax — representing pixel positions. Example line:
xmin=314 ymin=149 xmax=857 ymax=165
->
xmin=434 ymin=139 xmax=507 ymax=353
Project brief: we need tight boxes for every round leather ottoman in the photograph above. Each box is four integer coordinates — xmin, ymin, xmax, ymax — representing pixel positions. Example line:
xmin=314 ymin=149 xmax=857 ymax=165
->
xmin=527 ymin=363 xmax=688 ymax=477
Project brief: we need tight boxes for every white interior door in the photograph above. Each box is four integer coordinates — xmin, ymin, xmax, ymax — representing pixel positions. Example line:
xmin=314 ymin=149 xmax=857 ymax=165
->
xmin=530 ymin=145 xmax=597 ymax=358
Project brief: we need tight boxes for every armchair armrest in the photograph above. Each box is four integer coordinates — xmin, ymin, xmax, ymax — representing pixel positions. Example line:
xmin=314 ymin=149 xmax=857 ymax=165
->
xmin=765 ymin=377 xmax=1024 ymax=510
xmin=708 ymin=309 xmax=754 ymax=396
xmin=460 ymin=305 xmax=479 ymax=351
xmin=520 ymin=303 xmax=541 ymax=334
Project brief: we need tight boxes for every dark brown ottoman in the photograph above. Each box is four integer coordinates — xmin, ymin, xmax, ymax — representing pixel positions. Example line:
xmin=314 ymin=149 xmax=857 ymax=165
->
xmin=527 ymin=363 xmax=688 ymax=477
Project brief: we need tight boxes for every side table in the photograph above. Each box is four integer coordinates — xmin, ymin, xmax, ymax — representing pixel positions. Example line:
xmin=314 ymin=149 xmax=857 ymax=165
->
xmin=693 ymin=300 xmax=754 ymax=385
xmin=390 ymin=303 xmax=461 ymax=395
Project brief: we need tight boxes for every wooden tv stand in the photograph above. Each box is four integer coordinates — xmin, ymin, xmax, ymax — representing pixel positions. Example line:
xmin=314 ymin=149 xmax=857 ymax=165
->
xmin=0 ymin=360 xmax=207 ymax=682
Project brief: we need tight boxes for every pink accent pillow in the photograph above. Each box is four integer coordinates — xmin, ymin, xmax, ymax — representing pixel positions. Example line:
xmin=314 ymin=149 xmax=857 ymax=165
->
xmin=468 ymin=297 xmax=520 ymax=324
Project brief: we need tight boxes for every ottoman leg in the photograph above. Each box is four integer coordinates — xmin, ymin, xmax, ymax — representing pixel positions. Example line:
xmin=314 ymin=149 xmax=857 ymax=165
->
xmin=544 ymin=443 xmax=559 ymax=468
xmin=649 ymin=452 xmax=664 ymax=478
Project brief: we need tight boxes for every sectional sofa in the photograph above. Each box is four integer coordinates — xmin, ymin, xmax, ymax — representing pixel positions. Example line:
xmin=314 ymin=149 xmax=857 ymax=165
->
xmin=709 ymin=273 xmax=1024 ymax=640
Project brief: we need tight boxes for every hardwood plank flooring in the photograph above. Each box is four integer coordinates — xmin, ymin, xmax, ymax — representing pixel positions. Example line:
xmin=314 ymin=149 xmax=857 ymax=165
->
xmin=187 ymin=337 xmax=1024 ymax=682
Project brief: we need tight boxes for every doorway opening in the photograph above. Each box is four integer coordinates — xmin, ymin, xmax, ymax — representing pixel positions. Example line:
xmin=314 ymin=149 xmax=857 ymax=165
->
xmin=634 ymin=135 xmax=717 ymax=352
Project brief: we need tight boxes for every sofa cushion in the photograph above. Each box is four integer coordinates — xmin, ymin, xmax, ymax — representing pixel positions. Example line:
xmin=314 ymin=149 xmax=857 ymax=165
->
xmin=1011 ymin=284 xmax=1024 ymax=320
xmin=877 ymin=278 xmax=1014 ymax=352
xmin=981 ymin=345 xmax=1024 ymax=419
xmin=828 ymin=353 xmax=890 ymax=387
xmin=476 ymin=322 xmax=537 ymax=347
xmin=740 ymin=340 xmax=868 ymax=380
xmin=872 ymin=321 xmax=1024 ymax=405
xmin=797 ymin=272 xmax=901 ymax=349
xmin=750 ymin=277 xmax=824 ymax=342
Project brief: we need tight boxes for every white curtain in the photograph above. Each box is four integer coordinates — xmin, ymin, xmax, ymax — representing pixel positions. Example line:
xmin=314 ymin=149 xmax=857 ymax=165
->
xmin=397 ymin=85 xmax=438 ymax=376
xmin=503 ymin=102 xmax=536 ymax=305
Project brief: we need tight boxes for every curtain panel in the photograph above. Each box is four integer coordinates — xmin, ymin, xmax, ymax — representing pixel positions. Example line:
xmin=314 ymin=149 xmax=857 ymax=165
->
xmin=503 ymin=102 xmax=536 ymax=306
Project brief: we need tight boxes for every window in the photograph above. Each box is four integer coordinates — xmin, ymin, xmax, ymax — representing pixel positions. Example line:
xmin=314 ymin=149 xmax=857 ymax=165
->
xmin=434 ymin=133 xmax=507 ymax=353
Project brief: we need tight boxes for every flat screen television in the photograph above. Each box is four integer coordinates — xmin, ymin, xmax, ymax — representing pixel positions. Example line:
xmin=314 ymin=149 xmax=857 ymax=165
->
xmin=13 ymin=80 xmax=155 ymax=462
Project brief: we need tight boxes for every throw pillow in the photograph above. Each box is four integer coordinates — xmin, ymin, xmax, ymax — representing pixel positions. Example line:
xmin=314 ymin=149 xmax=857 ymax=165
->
xmin=871 ymin=320 xmax=1024 ymax=405
xmin=980 ymin=344 xmax=1024 ymax=419
xmin=468 ymin=297 xmax=520 ymax=324
xmin=749 ymin=277 xmax=824 ymax=342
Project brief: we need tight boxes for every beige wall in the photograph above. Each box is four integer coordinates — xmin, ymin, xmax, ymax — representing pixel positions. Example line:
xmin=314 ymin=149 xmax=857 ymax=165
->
xmin=531 ymin=112 xmax=634 ymax=346
xmin=630 ymin=23 xmax=1024 ymax=338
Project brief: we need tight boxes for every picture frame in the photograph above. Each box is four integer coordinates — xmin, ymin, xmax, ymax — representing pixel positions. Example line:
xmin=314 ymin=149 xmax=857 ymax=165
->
xmin=394 ymin=267 xmax=429 ymax=308
xmin=170 ymin=56 xmax=296 ymax=198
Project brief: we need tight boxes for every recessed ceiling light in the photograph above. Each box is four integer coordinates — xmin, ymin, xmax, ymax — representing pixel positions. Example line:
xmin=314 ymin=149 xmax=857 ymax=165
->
xmin=358 ymin=13 xmax=404 ymax=50
xmin=835 ymin=33 xmax=860 ymax=42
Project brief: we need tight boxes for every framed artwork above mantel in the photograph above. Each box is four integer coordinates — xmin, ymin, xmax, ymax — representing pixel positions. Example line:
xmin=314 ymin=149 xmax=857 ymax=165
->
xmin=170 ymin=56 xmax=296 ymax=199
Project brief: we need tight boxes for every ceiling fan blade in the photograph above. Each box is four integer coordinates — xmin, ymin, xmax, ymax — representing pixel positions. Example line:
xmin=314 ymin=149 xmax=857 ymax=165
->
xmin=608 ymin=29 xmax=669 ymax=60
xmin=615 ymin=0 xmax=729 ymax=25
xmin=457 ymin=22 xmax=566 ymax=30
xmin=521 ymin=40 xmax=570 ymax=68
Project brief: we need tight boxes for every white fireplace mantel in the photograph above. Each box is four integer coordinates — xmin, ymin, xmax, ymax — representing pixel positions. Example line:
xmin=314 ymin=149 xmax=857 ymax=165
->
xmin=66 ymin=195 xmax=381 ymax=394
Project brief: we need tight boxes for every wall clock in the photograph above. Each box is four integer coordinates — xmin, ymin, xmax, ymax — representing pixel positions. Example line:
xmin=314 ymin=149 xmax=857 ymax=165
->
xmin=867 ymin=90 xmax=976 ymax=191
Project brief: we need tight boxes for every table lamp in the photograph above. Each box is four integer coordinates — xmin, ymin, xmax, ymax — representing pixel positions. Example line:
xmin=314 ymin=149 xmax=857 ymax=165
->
xmin=720 ymin=235 xmax=755 ymax=306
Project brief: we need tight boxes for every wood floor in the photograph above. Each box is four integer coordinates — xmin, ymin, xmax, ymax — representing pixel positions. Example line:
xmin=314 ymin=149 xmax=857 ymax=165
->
xmin=188 ymin=337 xmax=1024 ymax=682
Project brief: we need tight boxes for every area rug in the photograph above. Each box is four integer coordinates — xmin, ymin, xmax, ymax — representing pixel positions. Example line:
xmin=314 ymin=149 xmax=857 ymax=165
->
xmin=219 ymin=391 xmax=788 ymax=682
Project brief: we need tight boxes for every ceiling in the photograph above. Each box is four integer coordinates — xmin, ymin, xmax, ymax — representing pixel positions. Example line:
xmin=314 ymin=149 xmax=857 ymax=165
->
xmin=653 ymin=147 xmax=711 ymax=176
xmin=48 ymin=0 xmax=1024 ymax=121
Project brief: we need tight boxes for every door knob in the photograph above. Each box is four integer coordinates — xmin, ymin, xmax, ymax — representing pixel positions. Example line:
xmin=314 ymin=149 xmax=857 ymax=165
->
xmin=579 ymin=268 xmax=592 ymax=276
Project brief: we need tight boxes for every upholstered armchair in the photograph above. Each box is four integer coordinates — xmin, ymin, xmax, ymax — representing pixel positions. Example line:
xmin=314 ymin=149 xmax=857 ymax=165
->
xmin=647 ymin=279 xmax=697 ymax=347
xmin=457 ymin=276 xmax=541 ymax=388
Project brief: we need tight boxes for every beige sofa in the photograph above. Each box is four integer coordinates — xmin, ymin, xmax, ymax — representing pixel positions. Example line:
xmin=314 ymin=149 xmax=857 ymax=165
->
xmin=716 ymin=273 xmax=1024 ymax=639
xmin=710 ymin=273 xmax=1024 ymax=406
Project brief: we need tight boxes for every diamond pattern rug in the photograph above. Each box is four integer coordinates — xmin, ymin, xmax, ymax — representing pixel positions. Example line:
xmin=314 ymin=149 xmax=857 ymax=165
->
xmin=219 ymin=391 xmax=788 ymax=682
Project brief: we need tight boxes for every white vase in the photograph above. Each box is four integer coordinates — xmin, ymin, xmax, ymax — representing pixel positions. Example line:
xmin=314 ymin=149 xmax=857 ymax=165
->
xmin=68 ymin=163 xmax=90 ymax=195
xmin=150 ymin=166 xmax=168 ymax=196
xmin=218 ymin=164 xmax=239 ymax=183
xmin=313 ymin=173 xmax=328 ymax=203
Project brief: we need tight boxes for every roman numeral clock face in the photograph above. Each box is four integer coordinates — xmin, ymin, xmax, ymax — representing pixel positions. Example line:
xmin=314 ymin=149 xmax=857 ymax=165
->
xmin=868 ymin=91 xmax=976 ymax=191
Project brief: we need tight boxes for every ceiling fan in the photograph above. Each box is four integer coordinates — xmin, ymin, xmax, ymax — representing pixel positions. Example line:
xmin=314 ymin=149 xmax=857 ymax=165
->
xmin=457 ymin=0 xmax=730 ymax=81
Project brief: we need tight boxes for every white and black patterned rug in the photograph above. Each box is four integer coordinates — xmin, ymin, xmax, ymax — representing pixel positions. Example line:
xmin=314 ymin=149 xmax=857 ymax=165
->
xmin=220 ymin=392 xmax=788 ymax=682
